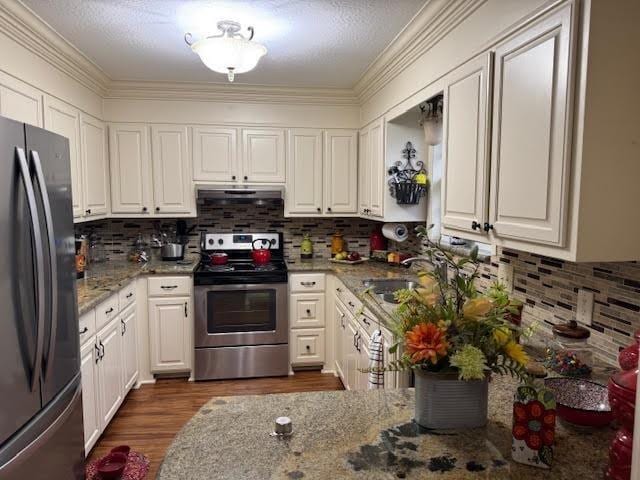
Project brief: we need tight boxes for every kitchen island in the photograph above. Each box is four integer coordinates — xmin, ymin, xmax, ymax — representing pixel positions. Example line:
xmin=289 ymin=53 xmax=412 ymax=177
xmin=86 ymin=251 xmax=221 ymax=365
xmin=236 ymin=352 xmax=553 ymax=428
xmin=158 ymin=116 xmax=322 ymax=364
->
xmin=158 ymin=375 xmax=613 ymax=480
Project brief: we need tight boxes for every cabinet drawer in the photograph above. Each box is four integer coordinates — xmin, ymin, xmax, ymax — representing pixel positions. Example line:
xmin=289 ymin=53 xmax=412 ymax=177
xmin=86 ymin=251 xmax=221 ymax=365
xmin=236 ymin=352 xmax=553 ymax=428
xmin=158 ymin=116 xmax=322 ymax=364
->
xmin=118 ymin=281 xmax=136 ymax=309
xmin=79 ymin=309 xmax=96 ymax=342
xmin=290 ymin=273 xmax=325 ymax=292
xmin=356 ymin=308 xmax=377 ymax=337
xmin=148 ymin=276 xmax=191 ymax=297
xmin=290 ymin=293 xmax=325 ymax=328
xmin=95 ymin=294 xmax=119 ymax=331
xmin=335 ymin=286 xmax=361 ymax=316
xmin=291 ymin=328 xmax=325 ymax=365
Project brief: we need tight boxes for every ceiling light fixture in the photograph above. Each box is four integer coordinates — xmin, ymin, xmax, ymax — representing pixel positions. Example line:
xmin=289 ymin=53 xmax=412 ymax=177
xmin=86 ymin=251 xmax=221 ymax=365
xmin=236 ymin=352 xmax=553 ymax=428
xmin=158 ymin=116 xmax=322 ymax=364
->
xmin=185 ymin=20 xmax=267 ymax=82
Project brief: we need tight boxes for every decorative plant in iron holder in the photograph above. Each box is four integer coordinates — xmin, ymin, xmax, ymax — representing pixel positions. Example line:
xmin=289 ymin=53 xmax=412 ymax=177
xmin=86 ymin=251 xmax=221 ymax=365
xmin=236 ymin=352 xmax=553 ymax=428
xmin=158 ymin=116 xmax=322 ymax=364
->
xmin=388 ymin=141 xmax=428 ymax=205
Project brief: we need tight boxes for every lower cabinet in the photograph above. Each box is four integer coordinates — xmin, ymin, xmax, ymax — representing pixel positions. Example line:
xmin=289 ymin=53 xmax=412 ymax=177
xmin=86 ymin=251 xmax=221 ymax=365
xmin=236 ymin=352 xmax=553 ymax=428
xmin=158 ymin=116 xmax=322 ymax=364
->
xmin=80 ymin=340 xmax=100 ymax=454
xmin=289 ymin=273 xmax=326 ymax=368
xmin=120 ymin=303 xmax=139 ymax=391
xmin=148 ymin=296 xmax=192 ymax=373
xmin=96 ymin=317 xmax=124 ymax=429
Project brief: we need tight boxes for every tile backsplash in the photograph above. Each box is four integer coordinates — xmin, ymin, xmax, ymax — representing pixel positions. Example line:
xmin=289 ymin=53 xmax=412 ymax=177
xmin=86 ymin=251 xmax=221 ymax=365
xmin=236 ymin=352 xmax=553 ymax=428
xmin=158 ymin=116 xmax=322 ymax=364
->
xmin=75 ymin=204 xmax=423 ymax=262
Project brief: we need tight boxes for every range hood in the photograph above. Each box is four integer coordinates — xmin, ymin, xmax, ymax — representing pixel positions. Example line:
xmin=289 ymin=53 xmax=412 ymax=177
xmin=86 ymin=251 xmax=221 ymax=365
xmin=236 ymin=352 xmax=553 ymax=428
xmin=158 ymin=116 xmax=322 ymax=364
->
xmin=196 ymin=185 xmax=284 ymax=206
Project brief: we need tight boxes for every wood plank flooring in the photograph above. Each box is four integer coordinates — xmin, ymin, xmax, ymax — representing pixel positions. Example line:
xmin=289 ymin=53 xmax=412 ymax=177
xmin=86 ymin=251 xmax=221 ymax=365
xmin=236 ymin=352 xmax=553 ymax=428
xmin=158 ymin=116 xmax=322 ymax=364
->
xmin=87 ymin=372 xmax=344 ymax=479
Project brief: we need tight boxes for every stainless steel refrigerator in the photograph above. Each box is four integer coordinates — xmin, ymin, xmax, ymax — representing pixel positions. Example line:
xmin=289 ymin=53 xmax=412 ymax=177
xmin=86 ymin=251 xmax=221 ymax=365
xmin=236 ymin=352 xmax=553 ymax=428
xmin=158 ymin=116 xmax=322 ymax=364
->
xmin=0 ymin=115 xmax=84 ymax=479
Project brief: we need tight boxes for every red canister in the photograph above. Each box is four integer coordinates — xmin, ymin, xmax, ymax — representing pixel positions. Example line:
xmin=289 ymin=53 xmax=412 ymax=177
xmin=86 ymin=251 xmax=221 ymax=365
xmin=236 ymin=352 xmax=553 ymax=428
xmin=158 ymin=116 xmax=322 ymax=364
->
xmin=369 ymin=225 xmax=387 ymax=253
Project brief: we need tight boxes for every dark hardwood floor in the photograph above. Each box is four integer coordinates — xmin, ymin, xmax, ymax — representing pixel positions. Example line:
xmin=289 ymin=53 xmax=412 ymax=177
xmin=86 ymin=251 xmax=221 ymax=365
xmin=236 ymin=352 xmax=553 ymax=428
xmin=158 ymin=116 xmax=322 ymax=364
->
xmin=87 ymin=372 xmax=344 ymax=479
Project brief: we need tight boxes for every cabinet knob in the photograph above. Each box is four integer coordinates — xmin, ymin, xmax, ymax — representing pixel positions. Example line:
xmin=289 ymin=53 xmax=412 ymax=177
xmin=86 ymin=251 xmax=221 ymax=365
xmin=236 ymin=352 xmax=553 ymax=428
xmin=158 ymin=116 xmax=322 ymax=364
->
xmin=155 ymin=207 xmax=160 ymax=212
xmin=471 ymin=221 xmax=480 ymax=231
xmin=142 ymin=206 xmax=148 ymax=212
xmin=244 ymin=176 xmax=248 ymax=181
xmin=317 ymin=207 xmax=321 ymax=213
xmin=305 ymin=345 xmax=311 ymax=350
xmin=483 ymin=222 xmax=494 ymax=232
xmin=232 ymin=175 xmax=236 ymax=180
xmin=306 ymin=309 xmax=311 ymax=316
xmin=327 ymin=207 xmax=332 ymax=213
xmin=85 ymin=208 xmax=91 ymax=214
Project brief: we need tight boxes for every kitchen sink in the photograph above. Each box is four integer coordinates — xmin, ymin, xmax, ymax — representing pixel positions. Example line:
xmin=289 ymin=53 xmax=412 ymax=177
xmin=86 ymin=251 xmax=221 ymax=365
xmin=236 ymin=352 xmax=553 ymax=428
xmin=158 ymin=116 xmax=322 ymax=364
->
xmin=362 ymin=279 xmax=419 ymax=304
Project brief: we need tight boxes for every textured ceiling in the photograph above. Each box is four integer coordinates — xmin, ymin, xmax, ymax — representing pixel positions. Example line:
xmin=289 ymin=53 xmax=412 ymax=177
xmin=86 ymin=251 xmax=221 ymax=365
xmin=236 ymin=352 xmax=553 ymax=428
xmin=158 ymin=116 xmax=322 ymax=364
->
xmin=22 ymin=0 xmax=426 ymax=88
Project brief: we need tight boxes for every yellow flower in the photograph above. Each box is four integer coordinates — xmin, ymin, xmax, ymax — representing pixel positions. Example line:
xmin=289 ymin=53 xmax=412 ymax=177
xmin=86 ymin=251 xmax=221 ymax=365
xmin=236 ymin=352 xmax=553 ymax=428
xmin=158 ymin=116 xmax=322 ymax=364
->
xmin=415 ymin=273 xmax=440 ymax=307
xmin=418 ymin=273 xmax=438 ymax=289
xmin=504 ymin=341 xmax=528 ymax=366
xmin=493 ymin=327 xmax=511 ymax=346
xmin=462 ymin=297 xmax=493 ymax=320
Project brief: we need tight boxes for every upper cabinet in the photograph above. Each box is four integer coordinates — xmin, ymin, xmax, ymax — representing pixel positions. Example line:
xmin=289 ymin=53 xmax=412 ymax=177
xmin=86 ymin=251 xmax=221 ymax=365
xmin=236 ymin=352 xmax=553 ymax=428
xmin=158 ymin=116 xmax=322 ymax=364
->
xmin=488 ymin=6 xmax=573 ymax=246
xmin=192 ymin=126 xmax=238 ymax=183
xmin=285 ymin=128 xmax=357 ymax=217
xmin=80 ymin=114 xmax=109 ymax=218
xmin=43 ymin=96 xmax=84 ymax=219
xmin=242 ymin=128 xmax=286 ymax=183
xmin=440 ymin=53 xmax=492 ymax=237
xmin=358 ymin=118 xmax=384 ymax=218
xmin=109 ymin=123 xmax=154 ymax=215
xmin=0 ymin=72 xmax=43 ymax=128
xmin=150 ymin=125 xmax=193 ymax=215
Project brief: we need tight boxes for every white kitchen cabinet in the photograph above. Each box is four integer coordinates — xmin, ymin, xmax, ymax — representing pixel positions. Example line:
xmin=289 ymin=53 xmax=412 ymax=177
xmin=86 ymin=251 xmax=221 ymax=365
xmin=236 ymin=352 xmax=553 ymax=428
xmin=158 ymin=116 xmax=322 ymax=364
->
xmin=192 ymin=126 xmax=238 ymax=183
xmin=0 ymin=72 xmax=43 ymax=127
xmin=109 ymin=123 xmax=154 ymax=215
xmin=148 ymin=296 xmax=192 ymax=373
xmin=241 ymin=128 xmax=286 ymax=183
xmin=286 ymin=128 xmax=323 ymax=215
xmin=43 ymin=96 xmax=83 ymax=218
xmin=80 ymin=339 xmax=100 ymax=455
xmin=358 ymin=118 xmax=385 ymax=218
xmin=290 ymin=293 xmax=325 ymax=329
xmin=290 ymin=328 xmax=326 ymax=365
xmin=120 ymin=303 xmax=138 ymax=392
xmin=344 ymin=317 xmax=359 ymax=390
xmin=334 ymin=300 xmax=347 ymax=380
xmin=324 ymin=130 xmax=358 ymax=214
xmin=80 ymin=114 xmax=109 ymax=218
xmin=96 ymin=317 xmax=123 ymax=428
xmin=289 ymin=273 xmax=327 ymax=368
xmin=151 ymin=125 xmax=194 ymax=215
xmin=441 ymin=53 xmax=492 ymax=237
xmin=356 ymin=328 xmax=371 ymax=391
xmin=488 ymin=6 xmax=574 ymax=246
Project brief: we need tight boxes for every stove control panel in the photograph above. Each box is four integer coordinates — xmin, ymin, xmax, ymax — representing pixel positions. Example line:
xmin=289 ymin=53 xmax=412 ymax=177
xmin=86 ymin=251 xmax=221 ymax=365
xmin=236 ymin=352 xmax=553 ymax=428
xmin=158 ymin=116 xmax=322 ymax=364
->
xmin=202 ymin=233 xmax=280 ymax=251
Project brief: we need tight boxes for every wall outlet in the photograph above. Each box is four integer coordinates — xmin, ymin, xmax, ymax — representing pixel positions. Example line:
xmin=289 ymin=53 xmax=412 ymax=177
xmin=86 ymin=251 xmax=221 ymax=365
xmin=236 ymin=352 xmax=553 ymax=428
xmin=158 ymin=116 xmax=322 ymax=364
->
xmin=498 ymin=263 xmax=514 ymax=293
xmin=577 ymin=289 xmax=594 ymax=325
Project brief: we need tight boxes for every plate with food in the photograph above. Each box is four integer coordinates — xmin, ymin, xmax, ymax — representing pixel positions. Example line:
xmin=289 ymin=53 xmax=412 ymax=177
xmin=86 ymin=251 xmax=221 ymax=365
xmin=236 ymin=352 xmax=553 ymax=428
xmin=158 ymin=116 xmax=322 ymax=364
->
xmin=331 ymin=251 xmax=369 ymax=264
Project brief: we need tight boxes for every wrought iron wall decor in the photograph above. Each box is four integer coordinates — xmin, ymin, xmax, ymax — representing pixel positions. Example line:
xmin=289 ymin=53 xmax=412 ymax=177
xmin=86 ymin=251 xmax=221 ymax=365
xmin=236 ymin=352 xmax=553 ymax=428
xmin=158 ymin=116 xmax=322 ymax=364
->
xmin=388 ymin=141 xmax=428 ymax=205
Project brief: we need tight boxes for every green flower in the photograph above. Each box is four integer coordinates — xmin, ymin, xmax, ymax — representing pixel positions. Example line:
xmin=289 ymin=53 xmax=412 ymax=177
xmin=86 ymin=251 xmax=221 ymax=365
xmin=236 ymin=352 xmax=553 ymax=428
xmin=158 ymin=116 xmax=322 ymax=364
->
xmin=450 ymin=345 xmax=488 ymax=381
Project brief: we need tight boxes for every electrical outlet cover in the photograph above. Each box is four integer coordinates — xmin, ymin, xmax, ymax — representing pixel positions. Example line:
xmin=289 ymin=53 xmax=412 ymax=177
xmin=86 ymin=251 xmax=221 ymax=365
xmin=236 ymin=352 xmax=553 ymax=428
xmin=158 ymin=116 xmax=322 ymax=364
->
xmin=576 ymin=289 xmax=594 ymax=325
xmin=498 ymin=263 xmax=515 ymax=293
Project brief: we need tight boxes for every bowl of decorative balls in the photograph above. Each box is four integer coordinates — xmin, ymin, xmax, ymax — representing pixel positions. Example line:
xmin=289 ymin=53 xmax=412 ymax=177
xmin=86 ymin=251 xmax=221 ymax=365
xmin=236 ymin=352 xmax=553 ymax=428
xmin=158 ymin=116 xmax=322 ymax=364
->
xmin=544 ymin=377 xmax=613 ymax=427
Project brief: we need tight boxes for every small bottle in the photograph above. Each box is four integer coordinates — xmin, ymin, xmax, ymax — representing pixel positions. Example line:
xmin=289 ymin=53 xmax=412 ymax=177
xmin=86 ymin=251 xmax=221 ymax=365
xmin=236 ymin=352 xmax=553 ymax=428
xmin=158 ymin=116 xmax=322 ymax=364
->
xmin=300 ymin=234 xmax=313 ymax=260
xmin=331 ymin=231 xmax=344 ymax=258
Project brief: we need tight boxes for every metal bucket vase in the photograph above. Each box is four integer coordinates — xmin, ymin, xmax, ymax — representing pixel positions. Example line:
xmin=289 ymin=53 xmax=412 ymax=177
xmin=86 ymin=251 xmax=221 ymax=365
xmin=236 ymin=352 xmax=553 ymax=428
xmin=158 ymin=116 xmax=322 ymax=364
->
xmin=414 ymin=370 xmax=489 ymax=429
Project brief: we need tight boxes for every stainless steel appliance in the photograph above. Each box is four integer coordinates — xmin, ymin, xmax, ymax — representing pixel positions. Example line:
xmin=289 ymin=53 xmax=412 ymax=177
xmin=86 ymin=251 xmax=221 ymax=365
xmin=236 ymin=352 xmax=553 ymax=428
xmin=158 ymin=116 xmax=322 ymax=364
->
xmin=196 ymin=185 xmax=284 ymax=206
xmin=194 ymin=232 xmax=288 ymax=380
xmin=0 ymin=116 xmax=83 ymax=478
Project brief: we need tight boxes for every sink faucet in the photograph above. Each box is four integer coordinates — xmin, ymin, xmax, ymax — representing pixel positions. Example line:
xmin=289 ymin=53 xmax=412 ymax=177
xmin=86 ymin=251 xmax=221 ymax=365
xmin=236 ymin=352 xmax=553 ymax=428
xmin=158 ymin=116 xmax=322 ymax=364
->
xmin=401 ymin=257 xmax=448 ymax=284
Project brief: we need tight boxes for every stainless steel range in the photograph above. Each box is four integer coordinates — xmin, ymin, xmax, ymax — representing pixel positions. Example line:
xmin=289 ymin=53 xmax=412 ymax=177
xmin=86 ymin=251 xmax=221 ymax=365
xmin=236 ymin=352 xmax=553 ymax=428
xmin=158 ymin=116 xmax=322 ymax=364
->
xmin=193 ymin=232 xmax=288 ymax=380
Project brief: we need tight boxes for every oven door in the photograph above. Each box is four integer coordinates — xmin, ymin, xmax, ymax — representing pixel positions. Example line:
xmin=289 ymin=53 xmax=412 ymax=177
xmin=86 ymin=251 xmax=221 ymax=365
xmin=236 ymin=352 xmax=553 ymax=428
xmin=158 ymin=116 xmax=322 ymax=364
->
xmin=194 ymin=282 xmax=288 ymax=348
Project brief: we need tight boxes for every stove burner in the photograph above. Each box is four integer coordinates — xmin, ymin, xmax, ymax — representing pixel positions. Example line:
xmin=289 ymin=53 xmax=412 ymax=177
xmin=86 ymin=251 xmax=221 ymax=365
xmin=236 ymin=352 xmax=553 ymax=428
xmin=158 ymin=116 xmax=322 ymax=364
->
xmin=202 ymin=264 xmax=235 ymax=273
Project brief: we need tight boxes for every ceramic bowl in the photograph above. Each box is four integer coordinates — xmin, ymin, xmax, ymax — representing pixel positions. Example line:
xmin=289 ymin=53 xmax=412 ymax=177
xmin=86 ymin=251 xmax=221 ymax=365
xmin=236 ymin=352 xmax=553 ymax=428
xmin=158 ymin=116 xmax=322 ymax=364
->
xmin=544 ymin=377 xmax=613 ymax=427
xmin=110 ymin=445 xmax=131 ymax=457
xmin=96 ymin=451 xmax=128 ymax=479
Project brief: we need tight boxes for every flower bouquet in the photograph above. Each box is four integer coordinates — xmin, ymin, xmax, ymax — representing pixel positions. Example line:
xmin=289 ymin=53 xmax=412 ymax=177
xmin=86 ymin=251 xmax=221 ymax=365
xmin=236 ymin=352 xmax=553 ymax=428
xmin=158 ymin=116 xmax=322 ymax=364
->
xmin=385 ymin=226 xmax=529 ymax=428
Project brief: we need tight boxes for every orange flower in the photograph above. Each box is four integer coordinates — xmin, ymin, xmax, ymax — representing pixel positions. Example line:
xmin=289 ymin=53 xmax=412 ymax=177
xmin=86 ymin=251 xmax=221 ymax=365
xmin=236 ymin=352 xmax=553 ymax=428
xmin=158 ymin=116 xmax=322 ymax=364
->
xmin=404 ymin=323 xmax=449 ymax=365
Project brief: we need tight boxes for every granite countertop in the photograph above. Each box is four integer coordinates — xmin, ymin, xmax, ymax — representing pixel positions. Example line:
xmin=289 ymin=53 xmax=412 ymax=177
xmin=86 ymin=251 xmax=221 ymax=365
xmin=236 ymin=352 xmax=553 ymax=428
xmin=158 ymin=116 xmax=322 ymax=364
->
xmin=76 ymin=255 xmax=198 ymax=315
xmin=287 ymin=258 xmax=419 ymax=330
xmin=158 ymin=374 xmax=613 ymax=480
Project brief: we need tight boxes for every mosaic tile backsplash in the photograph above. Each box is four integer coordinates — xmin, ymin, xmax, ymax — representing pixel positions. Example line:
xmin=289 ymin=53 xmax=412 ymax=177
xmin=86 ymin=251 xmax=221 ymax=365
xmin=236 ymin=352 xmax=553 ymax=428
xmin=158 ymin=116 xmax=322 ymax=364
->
xmin=76 ymin=206 xmax=639 ymax=365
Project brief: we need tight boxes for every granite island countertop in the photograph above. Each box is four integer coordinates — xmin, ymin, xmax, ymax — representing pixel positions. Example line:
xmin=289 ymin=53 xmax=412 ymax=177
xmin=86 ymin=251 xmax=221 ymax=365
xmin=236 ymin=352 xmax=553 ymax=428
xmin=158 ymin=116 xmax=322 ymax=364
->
xmin=158 ymin=374 xmax=613 ymax=480
xmin=76 ymin=255 xmax=198 ymax=315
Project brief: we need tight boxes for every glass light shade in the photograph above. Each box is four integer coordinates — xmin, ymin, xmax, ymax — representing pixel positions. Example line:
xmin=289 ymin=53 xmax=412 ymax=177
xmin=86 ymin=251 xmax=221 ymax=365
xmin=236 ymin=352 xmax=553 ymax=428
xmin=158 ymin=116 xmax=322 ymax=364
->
xmin=423 ymin=118 xmax=443 ymax=146
xmin=192 ymin=36 xmax=267 ymax=76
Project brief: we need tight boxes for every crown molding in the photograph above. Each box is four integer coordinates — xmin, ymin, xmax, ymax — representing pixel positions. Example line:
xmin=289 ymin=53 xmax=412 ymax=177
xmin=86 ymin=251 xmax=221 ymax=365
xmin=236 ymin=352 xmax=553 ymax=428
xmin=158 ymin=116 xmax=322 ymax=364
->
xmin=354 ymin=0 xmax=487 ymax=104
xmin=0 ymin=0 xmax=110 ymax=95
xmin=105 ymin=80 xmax=359 ymax=106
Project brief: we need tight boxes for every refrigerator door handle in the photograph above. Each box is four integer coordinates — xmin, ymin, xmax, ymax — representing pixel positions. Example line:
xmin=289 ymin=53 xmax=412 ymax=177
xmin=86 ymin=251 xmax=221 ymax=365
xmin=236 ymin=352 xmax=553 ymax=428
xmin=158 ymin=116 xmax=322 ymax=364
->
xmin=16 ymin=147 xmax=45 ymax=392
xmin=30 ymin=150 xmax=58 ymax=382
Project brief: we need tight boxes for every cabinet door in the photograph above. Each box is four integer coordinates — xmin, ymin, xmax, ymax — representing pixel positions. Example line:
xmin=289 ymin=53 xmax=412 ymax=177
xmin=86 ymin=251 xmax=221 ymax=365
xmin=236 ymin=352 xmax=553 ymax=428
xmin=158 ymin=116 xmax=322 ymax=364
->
xmin=43 ymin=96 xmax=83 ymax=218
xmin=96 ymin=318 xmax=123 ymax=428
xmin=290 ymin=328 xmax=325 ymax=365
xmin=290 ymin=293 xmax=325 ymax=329
xmin=151 ymin=125 xmax=193 ymax=214
xmin=109 ymin=124 xmax=153 ymax=214
xmin=149 ymin=296 xmax=191 ymax=372
xmin=192 ymin=126 xmax=238 ymax=182
xmin=368 ymin=119 xmax=385 ymax=217
xmin=334 ymin=301 xmax=347 ymax=381
xmin=81 ymin=114 xmax=109 ymax=217
xmin=0 ymin=73 xmax=42 ymax=127
xmin=120 ymin=303 xmax=138 ymax=392
xmin=241 ymin=128 xmax=286 ymax=183
xmin=441 ymin=53 xmax=492 ymax=234
xmin=356 ymin=331 xmax=371 ymax=391
xmin=344 ymin=318 xmax=359 ymax=391
xmin=286 ymin=128 xmax=323 ymax=215
xmin=489 ymin=5 xmax=574 ymax=245
xmin=324 ymin=130 xmax=358 ymax=214
xmin=358 ymin=128 xmax=370 ymax=216
xmin=80 ymin=340 xmax=100 ymax=455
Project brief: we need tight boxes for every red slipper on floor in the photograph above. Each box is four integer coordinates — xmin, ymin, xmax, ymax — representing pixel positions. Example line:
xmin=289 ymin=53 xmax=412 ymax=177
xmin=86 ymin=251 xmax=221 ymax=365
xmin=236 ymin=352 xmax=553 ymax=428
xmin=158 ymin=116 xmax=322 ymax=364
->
xmin=86 ymin=451 xmax=149 ymax=480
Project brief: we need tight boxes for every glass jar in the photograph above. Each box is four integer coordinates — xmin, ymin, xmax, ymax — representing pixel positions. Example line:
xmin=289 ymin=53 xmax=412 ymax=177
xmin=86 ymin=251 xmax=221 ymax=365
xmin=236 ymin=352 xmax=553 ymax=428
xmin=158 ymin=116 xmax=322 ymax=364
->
xmin=545 ymin=320 xmax=593 ymax=376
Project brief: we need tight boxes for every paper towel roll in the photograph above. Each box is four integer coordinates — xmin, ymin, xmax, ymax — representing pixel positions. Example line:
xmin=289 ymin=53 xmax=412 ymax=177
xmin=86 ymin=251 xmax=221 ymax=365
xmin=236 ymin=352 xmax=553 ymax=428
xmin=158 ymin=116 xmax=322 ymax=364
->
xmin=382 ymin=223 xmax=409 ymax=242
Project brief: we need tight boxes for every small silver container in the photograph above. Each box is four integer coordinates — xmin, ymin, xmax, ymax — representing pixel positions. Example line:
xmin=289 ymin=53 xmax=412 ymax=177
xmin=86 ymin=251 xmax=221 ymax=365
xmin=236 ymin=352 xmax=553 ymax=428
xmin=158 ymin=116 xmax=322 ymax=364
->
xmin=274 ymin=416 xmax=293 ymax=436
xmin=161 ymin=243 xmax=185 ymax=261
